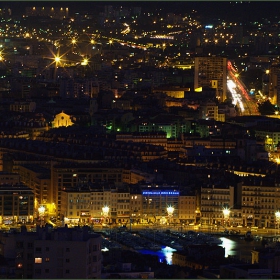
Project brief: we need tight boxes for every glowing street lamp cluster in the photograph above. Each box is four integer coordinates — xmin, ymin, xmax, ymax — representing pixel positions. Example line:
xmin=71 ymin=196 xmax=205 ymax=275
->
xmin=102 ymin=206 xmax=110 ymax=220
xmin=223 ymin=207 xmax=230 ymax=228
xmin=167 ymin=205 xmax=174 ymax=225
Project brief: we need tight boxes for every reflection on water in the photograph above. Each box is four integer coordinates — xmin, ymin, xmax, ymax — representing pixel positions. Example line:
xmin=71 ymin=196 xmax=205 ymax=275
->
xmin=138 ymin=246 xmax=176 ymax=265
xmin=219 ymin=237 xmax=236 ymax=257
xmin=219 ymin=237 xmax=262 ymax=261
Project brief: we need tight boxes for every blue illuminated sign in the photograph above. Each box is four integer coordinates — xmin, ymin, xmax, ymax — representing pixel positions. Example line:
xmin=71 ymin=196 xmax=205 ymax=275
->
xmin=142 ymin=191 xmax=179 ymax=195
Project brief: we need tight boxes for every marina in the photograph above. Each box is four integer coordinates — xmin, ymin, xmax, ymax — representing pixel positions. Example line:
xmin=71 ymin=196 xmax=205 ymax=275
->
xmin=100 ymin=228 xmax=270 ymax=265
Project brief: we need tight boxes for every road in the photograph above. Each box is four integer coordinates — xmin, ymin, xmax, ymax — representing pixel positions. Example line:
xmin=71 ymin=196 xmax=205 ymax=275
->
xmin=227 ymin=61 xmax=260 ymax=116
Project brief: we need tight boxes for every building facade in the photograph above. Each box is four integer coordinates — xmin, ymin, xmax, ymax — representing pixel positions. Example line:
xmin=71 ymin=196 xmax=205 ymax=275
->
xmin=194 ymin=56 xmax=227 ymax=102
xmin=200 ymin=184 xmax=234 ymax=227
xmin=10 ymin=226 xmax=102 ymax=279
xmin=0 ymin=184 xmax=34 ymax=224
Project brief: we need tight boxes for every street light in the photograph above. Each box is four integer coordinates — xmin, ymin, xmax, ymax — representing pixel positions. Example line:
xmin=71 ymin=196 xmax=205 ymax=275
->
xmin=38 ymin=205 xmax=46 ymax=227
xmin=167 ymin=205 xmax=174 ymax=226
xmin=102 ymin=206 xmax=110 ymax=225
xmin=275 ymin=211 xmax=280 ymax=236
xmin=223 ymin=208 xmax=230 ymax=229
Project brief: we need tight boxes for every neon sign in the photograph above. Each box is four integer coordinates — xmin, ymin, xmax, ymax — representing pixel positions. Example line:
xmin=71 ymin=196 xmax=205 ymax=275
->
xmin=142 ymin=191 xmax=179 ymax=195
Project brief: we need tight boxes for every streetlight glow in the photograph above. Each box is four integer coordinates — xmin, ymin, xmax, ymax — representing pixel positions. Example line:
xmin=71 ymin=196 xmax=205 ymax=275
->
xmin=54 ymin=56 xmax=61 ymax=63
xmin=223 ymin=208 xmax=230 ymax=218
xmin=167 ymin=205 xmax=174 ymax=226
xmin=102 ymin=206 xmax=109 ymax=217
xmin=81 ymin=58 xmax=88 ymax=66
xmin=167 ymin=205 xmax=174 ymax=216
xmin=223 ymin=207 xmax=230 ymax=228
xmin=38 ymin=205 xmax=46 ymax=227
xmin=38 ymin=205 xmax=45 ymax=216
xmin=275 ymin=211 xmax=280 ymax=236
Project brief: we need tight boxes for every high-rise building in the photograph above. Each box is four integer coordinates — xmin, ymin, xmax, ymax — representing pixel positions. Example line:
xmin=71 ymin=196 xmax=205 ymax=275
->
xmin=268 ymin=64 xmax=280 ymax=106
xmin=194 ymin=56 xmax=227 ymax=102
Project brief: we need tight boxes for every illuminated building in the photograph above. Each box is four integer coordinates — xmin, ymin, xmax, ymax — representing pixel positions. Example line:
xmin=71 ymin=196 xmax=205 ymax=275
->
xmin=238 ymin=179 xmax=280 ymax=228
xmin=200 ymin=184 xmax=234 ymax=227
xmin=199 ymin=101 xmax=226 ymax=121
xmin=194 ymin=56 xmax=227 ymax=102
xmin=178 ymin=192 xmax=197 ymax=225
xmin=52 ymin=111 xmax=74 ymax=128
xmin=18 ymin=165 xmax=51 ymax=210
xmin=116 ymin=132 xmax=167 ymax=148
xmin=152 ymin=86 xmax=190 ymax=98
xmin=141 ymin=185 xmax=179 ymax=224
xmin=0 ymin=184 xmax=34 ymax=224
xmin=51 ymin=164 xmax=123 ymax=219
xmin=61 ymin=183 xmax=130 ymax=225
xmin=131 ymin=115 xmax=189 ymax=138
xmin=130 ymin=188 xmax=143 ymax=224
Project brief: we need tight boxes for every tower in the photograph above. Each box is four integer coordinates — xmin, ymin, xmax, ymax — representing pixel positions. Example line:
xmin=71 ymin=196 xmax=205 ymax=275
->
xmin=194 ymin=56 xmax=227 ymax=102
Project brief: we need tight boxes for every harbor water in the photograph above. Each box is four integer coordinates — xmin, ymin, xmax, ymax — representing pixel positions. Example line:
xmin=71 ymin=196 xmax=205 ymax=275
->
xmin=136 ymin=236 xmax=262 ymax=265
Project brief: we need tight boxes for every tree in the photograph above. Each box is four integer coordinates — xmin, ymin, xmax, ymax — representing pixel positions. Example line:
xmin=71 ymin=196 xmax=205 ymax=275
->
xmin=258 ymin=100 xmax=275 ymax=115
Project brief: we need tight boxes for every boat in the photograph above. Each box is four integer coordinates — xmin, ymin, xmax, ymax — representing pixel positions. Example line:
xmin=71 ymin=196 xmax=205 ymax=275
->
xmin=207 ymin=237 xmax=223 ymax=245
xmin=170 ymin=241 xmax=183 ymax=250
xmin=244 ymin=231 xmax=254 ymax=241
xmin=149 ymin=243 xmax=162 ymax=251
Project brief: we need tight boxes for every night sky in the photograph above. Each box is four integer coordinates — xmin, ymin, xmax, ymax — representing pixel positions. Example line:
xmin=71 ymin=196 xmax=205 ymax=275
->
xmin=1 ymin=1 xmax=280 ymax=21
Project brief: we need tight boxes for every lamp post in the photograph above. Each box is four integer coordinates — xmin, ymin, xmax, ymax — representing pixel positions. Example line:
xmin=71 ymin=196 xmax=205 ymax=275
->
xmin=275 ymin=211 xmax=280 ymax=236
xmin=102 ymin=206 xmax=110 ymax=226
xmin=167 ymin=206 xmax=174 ymax=227
xmin=38 ymin=205 xmax=46 ymax=227
xmin=223 ymin=208 xmax=230 ymax=230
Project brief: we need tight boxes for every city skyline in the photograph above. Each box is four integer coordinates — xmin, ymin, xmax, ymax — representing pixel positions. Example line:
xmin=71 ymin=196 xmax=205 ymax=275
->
xmin=0 ymin=1 xmax=279 ymax=278
xmin=1 ymin=1 xmax=280 ymax=19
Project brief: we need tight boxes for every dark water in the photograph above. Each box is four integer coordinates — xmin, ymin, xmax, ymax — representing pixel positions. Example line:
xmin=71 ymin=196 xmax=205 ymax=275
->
xmin=137 ymin=237 xmax=262 ymax=265
xmin=219 ymin=236 xmax=262 ymax=262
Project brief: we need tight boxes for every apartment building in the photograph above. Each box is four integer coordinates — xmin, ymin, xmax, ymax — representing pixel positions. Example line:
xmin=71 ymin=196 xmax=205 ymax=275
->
xmin=194 ymin=56 xmax=227 ymax=102
xmin=116 ymin=132 xmax=168 ymax=149
xmin=0 ymin=184 xmax=34 ymax=224
xmin=61 ymin=183 xmax=131 ymax=225
xmin=4 ymin=226 xmax=102 ymax=279
xmin=0 ymin=172 xmax=20 ymax=184
xmin=178 ymin=191 xmax=197 ymax=225
xmin=18 ymin=164 xmax=51 ymax=207
xmin=51 ymin=163 xmax=123 ymax=219
xmin=237 ymin=178 xmax=280 ymax=228
xmin=130 ymin=185 xmax=143 ymax=224
xmin=9 ymin=101 xmax=36 ymax=113
xmin=140 ymin=185 xmax=180 ymax=224
xmin=200 ymin=184 xmax=234 ymax=226
xmin=268 ymin=64 xmax=280 ymax=106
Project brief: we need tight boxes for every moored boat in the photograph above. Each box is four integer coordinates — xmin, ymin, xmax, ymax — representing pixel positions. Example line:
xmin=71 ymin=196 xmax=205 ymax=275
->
xmin=244 ymin=231 xmax=254 ymax=241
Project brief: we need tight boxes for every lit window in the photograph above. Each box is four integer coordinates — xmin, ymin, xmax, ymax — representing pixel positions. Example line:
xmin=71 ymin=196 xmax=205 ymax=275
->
xmin=34 ymin=258 xmax=42 ymax=264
